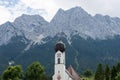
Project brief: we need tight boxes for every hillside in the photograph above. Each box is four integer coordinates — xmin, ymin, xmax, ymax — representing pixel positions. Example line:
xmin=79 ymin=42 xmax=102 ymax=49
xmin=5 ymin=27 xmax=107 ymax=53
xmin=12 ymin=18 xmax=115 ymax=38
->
xmin=0 ymin=7 xmax=120 ymax=75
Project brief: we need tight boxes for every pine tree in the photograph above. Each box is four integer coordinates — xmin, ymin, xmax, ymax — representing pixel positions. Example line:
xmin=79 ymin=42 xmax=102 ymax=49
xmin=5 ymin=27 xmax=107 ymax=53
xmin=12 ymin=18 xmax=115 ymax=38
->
xmin=95 ymin=63 xmax=104 ymax=80
xmin=105 ymin=65 xmax=110 ymax=80
xmin=116 ymin=62 xmax=120 ymax=73
xmin=83 ymin=69 xmax=93 ymax=77
xmin=111 ymin=66 xmax=117 ymax=80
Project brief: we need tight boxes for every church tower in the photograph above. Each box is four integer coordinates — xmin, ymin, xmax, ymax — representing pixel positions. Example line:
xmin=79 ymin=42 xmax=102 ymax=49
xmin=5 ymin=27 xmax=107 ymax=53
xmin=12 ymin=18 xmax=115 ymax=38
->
xmin=52 ymin=40 xmax=81 ymax=80
xmin=53 ymin=40 xmax=66 ymax=80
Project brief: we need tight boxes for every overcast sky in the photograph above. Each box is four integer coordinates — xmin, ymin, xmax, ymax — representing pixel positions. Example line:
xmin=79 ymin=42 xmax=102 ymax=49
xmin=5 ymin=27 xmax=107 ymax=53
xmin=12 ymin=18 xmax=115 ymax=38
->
xmin=0 ymin=0 xmax=120 ymax=25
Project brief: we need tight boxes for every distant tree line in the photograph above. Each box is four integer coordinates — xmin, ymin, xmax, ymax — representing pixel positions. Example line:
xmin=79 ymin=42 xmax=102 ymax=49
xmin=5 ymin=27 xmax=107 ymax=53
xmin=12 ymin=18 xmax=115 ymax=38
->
xmin=95 ymin=62 xmax=120 ymax=80
xmin=82 ymin=62 xmax=120 ymax=80
xmin=1 ymin=62 xmax=120 ymax=80
xmin=0 ymin=61 xmax=51 ymax=80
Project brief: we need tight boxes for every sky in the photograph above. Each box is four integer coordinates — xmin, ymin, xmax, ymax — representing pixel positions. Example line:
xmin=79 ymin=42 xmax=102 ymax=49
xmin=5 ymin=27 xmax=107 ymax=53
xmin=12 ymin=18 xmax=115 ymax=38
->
xmin=0 ymin=0 xmax=120 ymax=25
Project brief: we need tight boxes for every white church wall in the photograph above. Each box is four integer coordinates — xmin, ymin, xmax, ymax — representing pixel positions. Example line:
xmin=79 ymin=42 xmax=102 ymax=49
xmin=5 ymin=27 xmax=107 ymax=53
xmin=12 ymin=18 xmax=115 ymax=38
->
xmin=55 ymin=51 xmax=65 ymax=64
xmin=65 ymin=71 xmax=73 ymax=80
xmin=53 ymin=41 xmax=74 ymax=80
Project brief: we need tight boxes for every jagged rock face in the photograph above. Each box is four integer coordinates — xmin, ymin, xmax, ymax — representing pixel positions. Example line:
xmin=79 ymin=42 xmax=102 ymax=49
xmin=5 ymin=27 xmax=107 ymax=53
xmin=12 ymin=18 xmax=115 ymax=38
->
xmin=0 ymin=22 xmax=16 ymax=45
xmin=1 ymin=7 xmax=120 ymax=46
xmin=13 ymin=14 xmax=49 ymax=42
xmin=47 ymin=7 xmax=120 ymax=40
xmin=0 ymin=14 xmax=49 ymax=46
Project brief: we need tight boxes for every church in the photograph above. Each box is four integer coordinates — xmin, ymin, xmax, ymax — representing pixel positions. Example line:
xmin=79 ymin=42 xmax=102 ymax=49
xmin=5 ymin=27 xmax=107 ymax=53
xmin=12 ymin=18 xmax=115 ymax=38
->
xmin=52 ymin=40 xmax=81 ymax=80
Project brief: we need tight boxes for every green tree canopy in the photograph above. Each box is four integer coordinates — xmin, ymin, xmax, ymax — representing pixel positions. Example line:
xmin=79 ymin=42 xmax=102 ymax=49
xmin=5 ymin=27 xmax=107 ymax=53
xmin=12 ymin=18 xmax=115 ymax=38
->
xmin=115 ymin=72 xmax=120 ymax=80
xmin=2 ymin=65 xmax=22 ymax=80
xmin=95 ymin=63 xmax=104 ymax=80
xmin=111 ymin=66 xmax=117 ymax=80
xmin=105 ymin=65 xmax=110 ymax=80
xmin=116 ymin=62 xmax=120 ymax=73
xmin=0 ymin=76 xmax=1 ymax=80
xmin=83 ymin=69 xmax=93 ymax=77
xmin=25 ymin=61 xmax=46 ymax=80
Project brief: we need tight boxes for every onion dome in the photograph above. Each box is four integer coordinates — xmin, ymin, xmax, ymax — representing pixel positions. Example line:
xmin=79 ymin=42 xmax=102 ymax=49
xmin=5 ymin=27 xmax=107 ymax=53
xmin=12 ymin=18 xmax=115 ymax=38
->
xmin=55 ymin=41 xmax=65 ymax=52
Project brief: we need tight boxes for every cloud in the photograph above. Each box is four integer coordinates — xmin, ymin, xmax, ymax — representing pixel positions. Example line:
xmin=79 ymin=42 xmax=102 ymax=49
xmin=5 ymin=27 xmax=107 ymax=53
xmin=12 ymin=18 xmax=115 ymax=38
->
xmin=20 ymin=0 xmax=58 ymax=21
xmin=20 ymin=0 xmax=81 ymax=21
xmin=54 ymin=0 xmax=80 ymax=9
xmin=0 ymin=0 xmax=47 ymax=25
xmin=0 ymin=1 xmax=9 ymax=5
xmin=0 ymin=6 xmax=11 ymax=24
xmin=78 ymin=0 xmax=120 ymax=17
xmin=0 ymin=0 xmax=120 ymax=25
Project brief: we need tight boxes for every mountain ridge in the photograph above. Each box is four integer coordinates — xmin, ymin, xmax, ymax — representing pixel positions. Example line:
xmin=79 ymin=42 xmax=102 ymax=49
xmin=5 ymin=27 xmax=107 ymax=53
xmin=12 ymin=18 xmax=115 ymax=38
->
xmin=1 ymin=7 xmax=120 ymax=46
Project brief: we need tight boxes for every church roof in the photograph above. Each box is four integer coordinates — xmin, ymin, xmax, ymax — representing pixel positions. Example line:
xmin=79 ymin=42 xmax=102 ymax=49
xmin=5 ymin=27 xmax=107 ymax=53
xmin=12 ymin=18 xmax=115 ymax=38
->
xmin=66 ymin=65 xmax=81 ymax=80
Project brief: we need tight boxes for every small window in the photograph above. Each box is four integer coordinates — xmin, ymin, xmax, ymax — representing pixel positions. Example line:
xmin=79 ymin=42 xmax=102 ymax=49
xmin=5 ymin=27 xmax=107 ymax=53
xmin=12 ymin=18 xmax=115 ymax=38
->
xmin=58 ymin=58 xmax=60 ymax=64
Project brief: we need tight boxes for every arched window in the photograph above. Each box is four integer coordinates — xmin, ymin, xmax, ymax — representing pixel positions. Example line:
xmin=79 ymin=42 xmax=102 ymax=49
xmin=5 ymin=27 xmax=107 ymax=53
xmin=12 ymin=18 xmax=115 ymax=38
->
xmin=58 ymin=58 xmax=60 ymax=64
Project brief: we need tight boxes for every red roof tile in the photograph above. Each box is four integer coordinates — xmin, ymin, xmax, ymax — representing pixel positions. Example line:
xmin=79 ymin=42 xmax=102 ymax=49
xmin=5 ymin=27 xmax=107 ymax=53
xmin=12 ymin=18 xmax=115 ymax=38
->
xmin=67 ymin=65 xmax=81 ymax=80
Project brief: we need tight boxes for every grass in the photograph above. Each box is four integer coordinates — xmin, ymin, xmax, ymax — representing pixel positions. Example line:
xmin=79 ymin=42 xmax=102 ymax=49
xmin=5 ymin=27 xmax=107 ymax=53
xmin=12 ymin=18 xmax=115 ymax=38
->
xmin=81 ymin=75 xmax=94 ymax=80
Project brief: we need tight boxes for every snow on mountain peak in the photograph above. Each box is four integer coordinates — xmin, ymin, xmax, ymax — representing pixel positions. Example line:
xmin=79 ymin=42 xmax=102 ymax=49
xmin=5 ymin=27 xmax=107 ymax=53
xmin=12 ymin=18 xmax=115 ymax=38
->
xmin=13 ymin=14 xmax=48 ymax=40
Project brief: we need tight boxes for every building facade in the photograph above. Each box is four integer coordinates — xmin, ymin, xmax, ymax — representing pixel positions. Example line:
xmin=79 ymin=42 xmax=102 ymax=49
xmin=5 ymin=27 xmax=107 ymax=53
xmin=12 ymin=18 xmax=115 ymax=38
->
xmin=52 ymin=41 xmax=81 ymax=80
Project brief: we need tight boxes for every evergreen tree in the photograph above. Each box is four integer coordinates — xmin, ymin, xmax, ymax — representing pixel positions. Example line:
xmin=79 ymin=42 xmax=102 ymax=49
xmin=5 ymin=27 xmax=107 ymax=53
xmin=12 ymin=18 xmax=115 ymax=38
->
xmin=95 ymin=63 xmax=104 ymax=80
xmin=83 ymin=69 xmax=93 ymax=77
xmin=25 ymin=61 xmax=46 ymax=80
xmin=111 ymin=66 xmax=117 ymax=80
xmin=105 ymin=65 xmax=110 ymax=80
xmin=115 ymin=72 xmax=120 ymax=80
xmin=116 ymin=62 xmax=120 ymax=73
xmin=2 ymin=65 xmax=22 ymax=80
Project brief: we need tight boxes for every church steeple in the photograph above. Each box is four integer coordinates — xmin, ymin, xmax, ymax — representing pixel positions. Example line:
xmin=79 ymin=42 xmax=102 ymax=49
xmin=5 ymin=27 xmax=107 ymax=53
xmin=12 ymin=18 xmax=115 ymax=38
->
xmin=53 ymin=40 xmax=66 ymax=80
xmin=53 ymin=40 xmax=81 ymax=80
xmin=54 ymin=40 xmax=66 ymax=64
xmin=55 ymin=40 xmax=65 ymax=53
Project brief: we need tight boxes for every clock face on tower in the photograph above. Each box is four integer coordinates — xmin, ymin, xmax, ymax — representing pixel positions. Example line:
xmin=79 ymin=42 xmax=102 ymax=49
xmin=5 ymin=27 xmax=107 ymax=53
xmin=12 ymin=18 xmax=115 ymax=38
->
xmin=57 ymin=53 xmax=61 ymax=57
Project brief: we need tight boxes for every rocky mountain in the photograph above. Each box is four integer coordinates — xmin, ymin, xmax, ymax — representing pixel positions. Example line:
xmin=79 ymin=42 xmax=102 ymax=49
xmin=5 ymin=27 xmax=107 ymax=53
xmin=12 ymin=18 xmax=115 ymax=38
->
xmin=0 ymin=14 xmax=48 ymax=46
xmin=0 ymin=6 xmax=120 ymax=75
xmin=47 ymin=7 xmax=120 ymax=40
xmin=1 ymin=7 xmax=120 ymax=46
